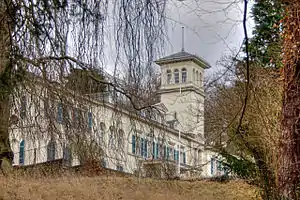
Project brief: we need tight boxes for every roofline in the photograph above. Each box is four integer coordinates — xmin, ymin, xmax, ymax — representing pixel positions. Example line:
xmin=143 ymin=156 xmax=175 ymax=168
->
xmin=154 ymin=56 xmax=212 ymax=69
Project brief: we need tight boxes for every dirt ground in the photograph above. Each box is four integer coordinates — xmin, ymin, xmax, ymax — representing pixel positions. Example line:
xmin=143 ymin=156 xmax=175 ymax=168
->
xmin=0 ymin=175 xmax=259 ymax=200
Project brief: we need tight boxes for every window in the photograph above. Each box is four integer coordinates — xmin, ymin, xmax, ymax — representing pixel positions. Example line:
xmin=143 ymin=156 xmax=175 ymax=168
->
xmin=181 ymin=68 xmax=187 ymax=83
xmin=63 ymin=145 xmax=72 ymax=166
xmin=132 ymin=135 xmax=136 ymax=154
xmin=163 ymin=145 xmax=167 ymax=159
xmin=88 ymin=112 xmax=93 ymax=130
xmin=166 ymin=146 xmax=170 ymax=160
xmin=193 ymin=69 xmax=195 ymax=81
xmin=33 ymin=148 xmax=36 ymax=164
xmin=20 ymin=96 xmax=27 ymax=119
xmin=152 ymin=141 xmax=158 ymax=159
xmin=167 ymin=69 xmax=172 ymax=84
xmin=117 ymin=165 xmax=124 ymax=172
xmin=156 ymin=143 xmax=159 ymax=159
xmin=19 ymin=140 xmax=25 ymax=165
xmin=140 ymin=138 xmax=148 ymax=158
xmin=199 ymin=72 xmax=202 ymax=86
xmin=101 ymin=159 xmax=107 ymax=168
xmin=174 ymin=149 xmax=179 ymax=162
xmin=57 ymin=103 xmax=63 ymax=123
xmin=196 ymin=71 xmax=199 ymax=84
xmin=211 ymin=157 xmax=215 ymax=175
xmin=183 ymin=152 xmax=186 ymax=164
xmin=174 ymin=69 xmax=179 ymax=83
xmin=217 ymin=160 xmax=222 ymax=171
xmin=47 ymin=139 xmax=56 ymax=161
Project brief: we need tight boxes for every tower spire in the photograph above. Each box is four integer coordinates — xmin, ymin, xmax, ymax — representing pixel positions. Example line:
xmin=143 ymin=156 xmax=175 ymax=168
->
xmin=181 ymin=26 xmax=185 ymax=52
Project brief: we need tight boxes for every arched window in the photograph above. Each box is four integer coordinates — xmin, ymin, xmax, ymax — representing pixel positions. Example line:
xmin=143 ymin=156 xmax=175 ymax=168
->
xmin=47 ymin=139 xmax=56 ymax=161
xmin=193 ymin=69 xmax=196 ymax=83
xmin=181 ymin=68 xmax=187 ymax=83
xmin=199 ymin=72 xmax=202 ymax=86
xmin=167 ymin=69 xmax=172 ymax=84
xmin=196 ymin=71 xmax=199 ymax=84
xmin=174 ymin=69 xmax=179 ymax=83
xmin=19 ymin=140 xmax=25 ymax=165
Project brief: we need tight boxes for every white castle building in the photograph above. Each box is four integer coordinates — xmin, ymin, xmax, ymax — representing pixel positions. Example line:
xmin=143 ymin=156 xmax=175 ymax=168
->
xmin=9 ymin=50 xmax=225 ymax=178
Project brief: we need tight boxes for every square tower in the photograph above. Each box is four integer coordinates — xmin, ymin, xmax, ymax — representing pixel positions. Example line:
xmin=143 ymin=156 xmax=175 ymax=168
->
xmin=155 ymin=50 xmax=211 ymax=139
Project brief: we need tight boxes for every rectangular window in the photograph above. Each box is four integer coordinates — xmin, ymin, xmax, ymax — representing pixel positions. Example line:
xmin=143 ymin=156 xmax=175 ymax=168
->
xmin=132 ymin=135 xmax=136 ymax=154
xmin=152 ymin=141 xmax=159 ymax=159
xmin=57 ymin=103 xmax=63 ymax=123
xmin=183 ymin=152 xmax=186 ymax=164
xmin=211 ymin=157 xmax=215 ymax=175
xmin=141 ymin=138 xmax=144 ymax=157
xmin=163 ymin=145 xmax=167 ymax=159
xmin=174 ymin=150 xmax=179 ymax=162
xmin=217 ymin=160 xmax=222 ymax=171
xmin=117 ymin=165 xmax=123 ymax=172
xmin=88 ymin=112 xmax=92 ymax=129
xmin=152 ymin=141 xmax=155 ymax=159
xmin=167 ymin=147 xmax=170 ymax=160
xmin=101 ymin=159 xmax=106 ymax=168
xmin=142 ymin=139 xmax=148 ymax=158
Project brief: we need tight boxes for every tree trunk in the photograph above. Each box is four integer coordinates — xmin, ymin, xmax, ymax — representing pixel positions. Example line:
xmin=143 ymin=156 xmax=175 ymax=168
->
xmin=279 ymin=1 xmax=300 ymax=199
xmin=0 ymin=0 xmax=15 ymax=172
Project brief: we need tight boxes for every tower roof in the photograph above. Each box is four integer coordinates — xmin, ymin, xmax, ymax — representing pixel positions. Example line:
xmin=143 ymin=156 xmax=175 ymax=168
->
xmin=155 ymin=51 xmax=211 ymax=69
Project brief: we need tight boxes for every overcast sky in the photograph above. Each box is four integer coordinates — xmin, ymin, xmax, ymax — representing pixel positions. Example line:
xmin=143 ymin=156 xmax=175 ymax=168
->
xmin=164 ymin=0 xmax=254 ymax=74
xmin=103 ymin=0 xmax=254 ymax=78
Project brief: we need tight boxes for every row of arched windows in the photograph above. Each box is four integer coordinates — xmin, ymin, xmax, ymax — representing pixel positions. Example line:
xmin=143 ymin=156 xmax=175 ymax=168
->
xmin=167 ymin=68 xmax=186 ymax=84
xmin=18 ymin=139 xmax=72 ymax=165
xmin=166 ymin=68 xmax=202 ymax=85
xmin=193 ymin=69 xmax=202 ymax=85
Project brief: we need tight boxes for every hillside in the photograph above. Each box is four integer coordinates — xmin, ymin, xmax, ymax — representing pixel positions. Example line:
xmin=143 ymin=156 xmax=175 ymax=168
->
xmin=0 ymin=175 xmax=259 ymax=200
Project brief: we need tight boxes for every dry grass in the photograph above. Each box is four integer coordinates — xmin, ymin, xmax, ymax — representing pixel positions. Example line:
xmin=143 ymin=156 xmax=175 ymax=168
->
xmin=0 ymin=174 xmax=259 ymax=200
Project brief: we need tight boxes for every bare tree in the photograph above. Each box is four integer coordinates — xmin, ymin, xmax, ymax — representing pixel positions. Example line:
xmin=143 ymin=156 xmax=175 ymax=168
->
xmin=0 ymin=0 xmax=167 ymax=171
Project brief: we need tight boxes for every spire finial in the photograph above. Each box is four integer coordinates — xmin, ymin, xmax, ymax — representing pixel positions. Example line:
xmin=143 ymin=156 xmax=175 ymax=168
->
xmin=181 ymin=26 xmax=185 ymax=52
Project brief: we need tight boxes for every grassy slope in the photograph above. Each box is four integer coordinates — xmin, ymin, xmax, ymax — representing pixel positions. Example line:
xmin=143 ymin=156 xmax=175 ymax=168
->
xmin=0 ymin=175 xmax=259 ymax=200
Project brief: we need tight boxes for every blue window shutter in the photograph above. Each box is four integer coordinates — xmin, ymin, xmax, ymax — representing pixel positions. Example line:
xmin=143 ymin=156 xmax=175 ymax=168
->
xmin=211 ymin=157 xmax=215 ymax=175
xmin=19 ymin=140 xmax=25 ymax=165
xmin=57 ymin=103 xmax=63 ymax=123
xmin=132 ymin=135 xmax=136 ymax=154
xmin=183 ymin=152 xmax=186 ymax=164
xmin=88 ymin=112 xmax=92 ymax=129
